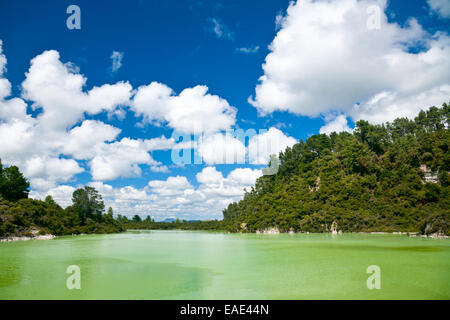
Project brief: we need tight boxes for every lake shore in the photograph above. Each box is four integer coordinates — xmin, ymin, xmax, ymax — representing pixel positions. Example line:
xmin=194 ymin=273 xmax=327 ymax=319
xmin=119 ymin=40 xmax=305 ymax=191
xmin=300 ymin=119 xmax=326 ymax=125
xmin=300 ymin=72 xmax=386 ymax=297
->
xmin=128 ymin=228 xmax=450 ymax=239
xmin=2 ymin=229 xmax=448 ymax=243
xmin=0 ymin=234 xmax=56 ymax=242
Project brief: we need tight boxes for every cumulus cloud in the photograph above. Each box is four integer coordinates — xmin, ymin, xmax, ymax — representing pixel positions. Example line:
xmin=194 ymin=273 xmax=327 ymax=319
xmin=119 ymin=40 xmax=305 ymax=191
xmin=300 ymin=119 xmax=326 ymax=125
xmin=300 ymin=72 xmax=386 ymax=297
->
xmin=428 ymin=0 xmax=450 ymax=18
xmin=0 ymin=41 xmax=28 ymax=121
xmin=142 ymin=167 xmax=263 ymax=219
xmin=196 ymin=127 xmax=297 ymax=165
xmin=319 ymin=114 xmax=353 ymax=135
xmin=198 ymin=132 xmax=246 ymax=164
xmin=0 ymin=46 xmax=208 ymax=188
xmin=148 ymin=176 xmax=194 ymax=196
xmin=227 ymin=167 xmax=263 ymax=185
xmin=29 ymin=185 xmax=76 ymax=207
xmin=63 ymin=122 xmax=178 ymax=181
xmin=249 ymin=0 xmax=450 ymax=124
xmin=248 ymin=127 xmax=297 ymax=164
xmin=84 ymin=131 xmax=203 ymax=179
xmin=0 ymin=41 xmax=283 ymax=220
xmin=89 ymin=138 xmax=162 ymax=181
xmin=63 ymin=120 xmax=121 ymax=159
xmin=24 ymin=157 xmax=83 ymax=189
xmin=21 ymin=50 xmax=132 ymax=130
xmin=196 ymin=166 xmax=224 ymax=184
xmin=32 ymin=167 xmax=261 ymax=220
xmin=132 ymin=82 xmax=237 ymax=133
xmin=30 ymin=165 xmax=263 ymax=220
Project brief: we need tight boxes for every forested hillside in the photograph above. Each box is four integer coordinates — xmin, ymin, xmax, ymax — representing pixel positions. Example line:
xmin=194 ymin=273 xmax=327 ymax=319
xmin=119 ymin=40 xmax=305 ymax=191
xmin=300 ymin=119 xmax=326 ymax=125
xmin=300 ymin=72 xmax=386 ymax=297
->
xmin=222 ymin=104 xmax=450 ymax=236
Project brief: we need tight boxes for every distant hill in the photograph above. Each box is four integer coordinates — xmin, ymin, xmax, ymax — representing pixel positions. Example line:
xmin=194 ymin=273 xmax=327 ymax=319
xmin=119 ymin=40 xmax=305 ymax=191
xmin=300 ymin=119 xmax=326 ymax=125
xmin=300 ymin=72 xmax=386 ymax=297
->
xmin=222 ymin=104 xmax=450 ymax=236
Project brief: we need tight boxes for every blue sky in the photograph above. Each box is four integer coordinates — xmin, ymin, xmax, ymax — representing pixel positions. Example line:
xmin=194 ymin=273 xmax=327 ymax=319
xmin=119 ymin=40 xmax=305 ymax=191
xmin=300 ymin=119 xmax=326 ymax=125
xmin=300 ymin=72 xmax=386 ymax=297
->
xmin=0 ymin=0 xmax=449 ymax=220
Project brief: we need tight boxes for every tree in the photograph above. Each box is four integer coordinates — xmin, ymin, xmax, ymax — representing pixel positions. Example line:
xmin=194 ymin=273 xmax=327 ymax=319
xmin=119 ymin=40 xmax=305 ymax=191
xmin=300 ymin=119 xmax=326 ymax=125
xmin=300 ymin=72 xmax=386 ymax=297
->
xmin=45 ymin=195 xmax=56 ymax=206
xmin=132 ymin=215 xmax=142 ymax=223
xmin=72 ymin=186 xmax=105 ymax=223
xmin=0 ymin=160 xmax=30 ymax=202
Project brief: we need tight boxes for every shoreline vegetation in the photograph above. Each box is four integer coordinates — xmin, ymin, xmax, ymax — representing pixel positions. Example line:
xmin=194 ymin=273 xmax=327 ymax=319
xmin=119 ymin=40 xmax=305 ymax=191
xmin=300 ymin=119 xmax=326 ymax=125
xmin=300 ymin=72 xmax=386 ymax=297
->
xmin=1 ymin=104 xmax=449 ymax=241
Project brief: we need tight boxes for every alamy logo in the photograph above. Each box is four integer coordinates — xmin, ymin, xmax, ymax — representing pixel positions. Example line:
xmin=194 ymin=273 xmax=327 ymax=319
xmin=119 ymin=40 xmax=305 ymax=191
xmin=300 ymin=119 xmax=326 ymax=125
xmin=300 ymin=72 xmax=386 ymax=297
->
xmin=170 ymin=128 xmax=284 ymax=173
xmin=262 ymin=154 xmax=279 ymax=176
xmin=366 ymin=5 xmax=381 ymax=30
xmin=66 ymin=265 xmax=81 ymax=290
xmin=366 ymin=265 xmax=381 ymax=290
xmin=66 ymin=5 xmax=81 ymax=30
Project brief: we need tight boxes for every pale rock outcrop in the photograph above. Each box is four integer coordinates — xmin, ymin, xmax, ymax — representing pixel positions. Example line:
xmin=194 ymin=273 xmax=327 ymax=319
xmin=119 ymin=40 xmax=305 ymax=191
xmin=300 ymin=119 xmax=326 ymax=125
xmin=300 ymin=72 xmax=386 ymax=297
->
xmin=420 ymin=164 xmax=439 ymax=184
xmin=1 ymin=234 xmax=56 ymax=242
xmin=309 ymin=176 xmax=321 ymax=192
xmin=256 ymin=227 xmax=281 ymax=234
xmin=330 ymin=221 xmax=342 ymax=235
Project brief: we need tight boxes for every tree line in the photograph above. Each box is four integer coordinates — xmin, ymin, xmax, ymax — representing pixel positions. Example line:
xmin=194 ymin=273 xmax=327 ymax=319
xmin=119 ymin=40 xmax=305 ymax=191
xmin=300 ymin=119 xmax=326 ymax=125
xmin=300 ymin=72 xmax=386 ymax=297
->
xmin=0 ymin=165 xmax=124 ymax=237
xmin=0 ymin=160 xmax=221 ymax=237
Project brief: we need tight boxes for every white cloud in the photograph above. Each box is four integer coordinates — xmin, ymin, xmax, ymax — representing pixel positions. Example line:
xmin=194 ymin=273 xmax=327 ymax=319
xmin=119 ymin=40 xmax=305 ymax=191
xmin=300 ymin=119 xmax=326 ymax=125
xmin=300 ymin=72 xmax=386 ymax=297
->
xmin=275 ymin=11 xmax=286 ymax=30
xmin=132 ymin=82 xmax=236 ymax=133
xmin=227 ymin=167 xmax=262 ymax=185
xmin=24 ymin=157 xmax=83 ymax=189
xmin=0 ymin=41 xmax=293 ymax=220
xmin=319 ymin=114 xmax=353 ymax=135
xmin=0 ymin=44 xmax=244 ymax=190
xmin=428 ymin=0 xmax=450 ymax=18
xmin=249 ymin=0 xmax=450 ymax=124
xmin=89 ymin=138 xmax=162 ymax=181
xmin=63 ymin=120 xmax=121 ymax=159
xmin=30 ymin=185 xmax=76 ymax=207
xmin=0 ymin=118 xmax=38 ymax=161
xmin=196 ymin=127 xmax=297 ymax=165
xmin=150 ymin=165 xmax=169 ymax=173
xmin=196 ymin=167 xmax=263 ymax=206
xmin=196 ymin=166 xmax=224 ymax=184
xmin=0 ymin=47 xmax=194 ymax=186
xmin=207 ymin=18 xmax=234 ymax=40
xmin=198 ymin=132 xmax=246 ymax=164
xmin=110 ymin=51 xmax=124 ymax=73
xmin=0 ymin=40 xmax=6 ymax=76
xmin=21 ymin=50 xmax=132 ymax=130
xmin=248 ymin=127 xmax=297 ymax=164
xmin=0 ymin=42 xmax=270 ymax=220
xmin=0 ymin=41 xmax=28 ymax=121
xmin=352 ymin=85 xmax=450 ymax=123
xmin=145 ymin=167 xmax=262 ymax=219
xmin=30 ymin=166 xmax=263 ymax=220
xmin=148 ymin=176 xmax=194 ymax=196
xmin=235 ymin=46 xmax=260 ymax=54
xmin=0 ymin=97 xmax=28 ymax=121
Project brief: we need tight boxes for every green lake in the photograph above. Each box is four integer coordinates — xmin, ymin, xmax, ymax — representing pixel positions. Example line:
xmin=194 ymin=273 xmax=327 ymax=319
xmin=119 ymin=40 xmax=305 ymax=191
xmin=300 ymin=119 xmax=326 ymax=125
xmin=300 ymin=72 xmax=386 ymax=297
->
xmin=0 ymin=230 xmax=449 ymax=299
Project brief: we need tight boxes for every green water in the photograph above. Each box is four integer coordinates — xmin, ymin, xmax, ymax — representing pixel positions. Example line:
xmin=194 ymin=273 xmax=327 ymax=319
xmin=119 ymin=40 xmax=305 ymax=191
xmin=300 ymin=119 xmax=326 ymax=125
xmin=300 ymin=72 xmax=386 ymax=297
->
xmin=0 ymin=230 xmax=449 ymax=299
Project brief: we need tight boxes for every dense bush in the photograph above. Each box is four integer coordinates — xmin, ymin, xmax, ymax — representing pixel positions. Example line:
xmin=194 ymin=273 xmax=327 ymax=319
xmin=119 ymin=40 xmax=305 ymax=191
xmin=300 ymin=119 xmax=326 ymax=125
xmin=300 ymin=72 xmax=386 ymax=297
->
xmin=0 ymin=183 xmax=124 ymax=237
xmin=221 ymin=104 xmax=450 ymax=235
